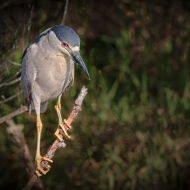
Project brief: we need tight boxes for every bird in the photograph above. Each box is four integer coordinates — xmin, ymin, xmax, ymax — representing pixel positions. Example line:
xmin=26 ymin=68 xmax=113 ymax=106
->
xmin=21 ymin=25 xmax=90 ymax=177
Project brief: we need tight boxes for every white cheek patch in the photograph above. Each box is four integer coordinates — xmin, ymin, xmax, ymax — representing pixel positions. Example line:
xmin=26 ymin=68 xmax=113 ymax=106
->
xmin=48 ymin=31 xmax=61 ymax=49
xmin=70 ymin=46 xmax=80 ymax=52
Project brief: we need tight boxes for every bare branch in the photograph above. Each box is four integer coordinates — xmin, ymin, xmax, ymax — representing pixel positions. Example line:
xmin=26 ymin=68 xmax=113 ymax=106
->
xmin=0 ymin=105 xmax=28 ymax=124
xmin=0 ymin=77 xmax=21 ymax=88
xmin=0 ymin=91 xmax=21 ymax=105
xmin=23 ymin=86 xmax=88 ymax=190
xmin=0 ymin=69 xmax=21 ymax=88
xmin=61 ymin=0 xmax=69 ymax=25
xmin=27 ymin=3 xmax=34 ymax=33
xmin=7 ymin=59 xmax=21 ymax=66
xmin=6 ymin=119 xmax=44 ymax=190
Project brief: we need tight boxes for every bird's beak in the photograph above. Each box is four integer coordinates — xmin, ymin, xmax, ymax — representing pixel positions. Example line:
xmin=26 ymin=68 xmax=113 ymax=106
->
xmin=71 ymin=51 xmax=90 ymax=79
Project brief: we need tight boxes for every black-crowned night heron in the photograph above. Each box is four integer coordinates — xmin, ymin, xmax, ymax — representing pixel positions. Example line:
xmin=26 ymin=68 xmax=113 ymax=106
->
xmin=21 ymin=25 xmax=90 ymax=176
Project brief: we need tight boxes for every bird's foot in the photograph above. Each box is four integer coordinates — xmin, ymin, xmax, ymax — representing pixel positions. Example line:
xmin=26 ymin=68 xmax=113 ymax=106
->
xmin=35 ymin=156 xmax=53 ymax=177
xmin=55 ymin=119 xmax=72 ymax=141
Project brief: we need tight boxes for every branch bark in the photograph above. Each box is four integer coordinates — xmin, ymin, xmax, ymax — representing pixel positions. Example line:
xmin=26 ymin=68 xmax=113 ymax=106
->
xmin=6 ymin=119 xmax=44 ymax=190
xmin=23 ymin=86 xmax=88 ymax=190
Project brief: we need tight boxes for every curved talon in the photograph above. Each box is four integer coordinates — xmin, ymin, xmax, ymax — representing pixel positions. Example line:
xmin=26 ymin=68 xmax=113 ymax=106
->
xmin=43 ymin=157 xmax=53 ymax=163
xmin=63 ymin=119 xmax=72 ymax=129
xmin=35 ymin=156 xmax=53 ymax=177
xmin=55 ymin=128 xmax=63 ymax=141
xmin=55 ymin=119 xmax=72 ymax=141
xmin=55 ymin=98 xmax=72 ymax=140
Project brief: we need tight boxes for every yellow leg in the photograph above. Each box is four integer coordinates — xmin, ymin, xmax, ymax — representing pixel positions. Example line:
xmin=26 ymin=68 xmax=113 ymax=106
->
xmin=35 ymin=116 xmax=53 ymax=177
xmin=54 ymin=97 xmax=72 ymax=141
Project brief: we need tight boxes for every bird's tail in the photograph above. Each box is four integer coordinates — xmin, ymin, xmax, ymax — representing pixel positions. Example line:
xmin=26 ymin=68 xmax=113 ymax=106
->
xmin=40 ymin=102 xmax=48 ymax=113
xmin=29 ymin=102 xmax=48 ymax=114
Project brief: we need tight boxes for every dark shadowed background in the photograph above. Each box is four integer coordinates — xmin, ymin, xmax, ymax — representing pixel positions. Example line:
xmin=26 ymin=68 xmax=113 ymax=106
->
xmin=1 ymin=0 xmax=190 ymax=189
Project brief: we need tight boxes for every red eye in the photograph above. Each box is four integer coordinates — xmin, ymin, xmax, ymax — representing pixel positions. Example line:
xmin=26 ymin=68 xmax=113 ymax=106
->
xmin=62 ymin=42 xmax=68 ymax=47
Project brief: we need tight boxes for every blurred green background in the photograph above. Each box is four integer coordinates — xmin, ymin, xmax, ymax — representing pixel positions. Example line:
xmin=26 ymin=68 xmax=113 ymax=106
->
xmin=1 ymin=0 xmax=190 ymax=189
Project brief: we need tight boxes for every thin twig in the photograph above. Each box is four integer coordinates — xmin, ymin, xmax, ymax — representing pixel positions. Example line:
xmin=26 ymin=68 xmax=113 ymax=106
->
xmin=0 ymin=91 xmax=22 ymax=105
xmin=0 ymin=105 xmax=28 ymax=124
xmin=23 ymin=86 xmax=88 ymax=190
xmin=7 ymin=59 xmax=21 ymax=66
xmin=61 ymin=0 xmax=69 ymax=25
xmin=0 ymin=69 xmax=21 ymax=88
xmin=27 ymin=3 xmax=34 ymax=33
xmin=0 ymin=77 xmax=21 ymax=88
xmin=6 ymin=69 xmax=20 ymax=81
xmin=6 ymin=119 xmax=44 ymax=190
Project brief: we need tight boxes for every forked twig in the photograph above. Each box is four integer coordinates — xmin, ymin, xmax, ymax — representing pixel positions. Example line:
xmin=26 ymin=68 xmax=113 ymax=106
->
xmin=23 ymin=86 xmax=88 ymax=190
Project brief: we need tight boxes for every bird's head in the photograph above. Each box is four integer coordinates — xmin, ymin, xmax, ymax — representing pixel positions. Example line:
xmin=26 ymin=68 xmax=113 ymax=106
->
xmin=49 ymin=25 xmax=90 ymax=79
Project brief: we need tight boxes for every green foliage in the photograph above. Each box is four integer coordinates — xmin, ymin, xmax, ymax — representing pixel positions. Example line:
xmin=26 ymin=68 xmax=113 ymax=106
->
xmin=38 ymin=26 xmax=190 ymax=189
